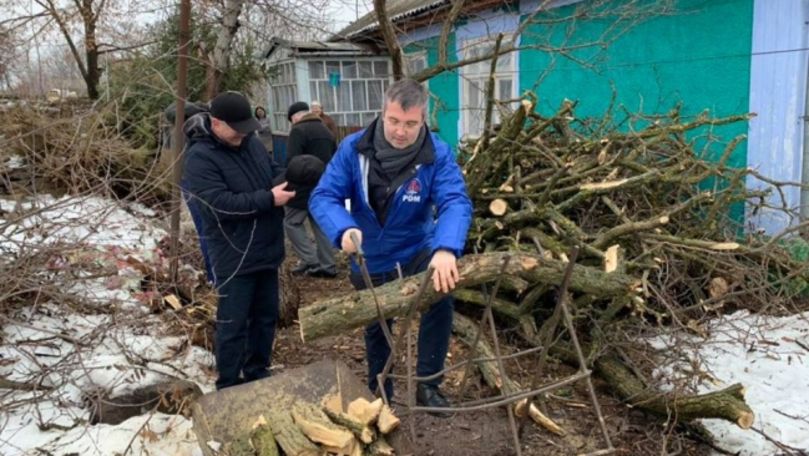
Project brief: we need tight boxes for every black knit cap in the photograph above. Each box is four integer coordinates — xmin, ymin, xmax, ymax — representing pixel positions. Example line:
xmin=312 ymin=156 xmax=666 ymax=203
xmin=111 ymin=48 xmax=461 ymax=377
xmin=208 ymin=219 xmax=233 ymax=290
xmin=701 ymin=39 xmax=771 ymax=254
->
xmin=209 ymin=91 xmax=261 ymax=134
xmin=287 ymin=101 xmax=309 ymax=121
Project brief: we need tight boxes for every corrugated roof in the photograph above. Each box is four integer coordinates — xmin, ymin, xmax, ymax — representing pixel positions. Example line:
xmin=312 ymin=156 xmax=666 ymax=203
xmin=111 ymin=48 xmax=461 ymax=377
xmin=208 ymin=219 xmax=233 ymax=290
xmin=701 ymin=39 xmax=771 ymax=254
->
xmin=261 ymin=37 xmax=377 ymax=60
xmin=332 ymin=0 xmax=447 ymax=40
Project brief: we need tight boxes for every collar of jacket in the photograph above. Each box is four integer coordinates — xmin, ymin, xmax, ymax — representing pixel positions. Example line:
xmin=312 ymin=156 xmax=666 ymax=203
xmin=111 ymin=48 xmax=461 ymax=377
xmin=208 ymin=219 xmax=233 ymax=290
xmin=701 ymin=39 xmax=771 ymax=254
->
xmin=356 ymin=117 xmax=435 ymax=166
xmin=296 ymin=113 xmax=324 ymax=124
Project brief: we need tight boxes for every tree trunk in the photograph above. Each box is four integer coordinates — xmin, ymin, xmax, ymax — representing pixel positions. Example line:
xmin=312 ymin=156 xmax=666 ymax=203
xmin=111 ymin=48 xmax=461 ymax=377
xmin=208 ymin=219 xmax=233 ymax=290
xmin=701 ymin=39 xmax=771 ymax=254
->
xmin=206 ymin=0 xmax=245 ymax=100
xmin=373 ymin=0 xmax=404 ymax=80
xmin=298 ymin=252 xmax=639 ymax=342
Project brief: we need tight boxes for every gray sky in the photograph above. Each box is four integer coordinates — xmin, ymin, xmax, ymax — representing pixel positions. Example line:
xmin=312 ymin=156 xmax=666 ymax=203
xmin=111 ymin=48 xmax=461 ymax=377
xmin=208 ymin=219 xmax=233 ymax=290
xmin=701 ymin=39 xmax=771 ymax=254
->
xmin=324 ymin=0 xmax=373 ymax=33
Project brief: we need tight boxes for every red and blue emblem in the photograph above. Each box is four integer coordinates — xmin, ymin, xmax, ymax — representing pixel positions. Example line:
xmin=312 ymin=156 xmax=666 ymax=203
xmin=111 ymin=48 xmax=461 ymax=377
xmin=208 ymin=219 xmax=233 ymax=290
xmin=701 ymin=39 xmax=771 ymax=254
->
xmin=402 ymin=178 xmax=422 ymax=203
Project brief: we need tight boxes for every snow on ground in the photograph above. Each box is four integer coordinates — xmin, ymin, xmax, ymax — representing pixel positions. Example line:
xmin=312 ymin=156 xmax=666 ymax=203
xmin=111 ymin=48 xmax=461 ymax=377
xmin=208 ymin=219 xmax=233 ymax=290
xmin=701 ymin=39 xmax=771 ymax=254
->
xmin=0 ymin=194 xmax=215 ymax=456
xmin=652 ymin=311 xmax=809 ymax=455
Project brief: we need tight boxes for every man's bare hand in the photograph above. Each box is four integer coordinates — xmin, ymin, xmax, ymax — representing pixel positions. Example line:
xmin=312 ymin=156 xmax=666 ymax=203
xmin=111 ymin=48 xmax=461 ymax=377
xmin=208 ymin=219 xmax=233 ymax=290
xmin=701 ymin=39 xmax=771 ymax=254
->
xmin=430 ymin=250 xmax=459 ymax=293
xmin=341 ymin=228 xmax=363 ymax=254
xmin=271 ymin=182 xmax=295 ymax=206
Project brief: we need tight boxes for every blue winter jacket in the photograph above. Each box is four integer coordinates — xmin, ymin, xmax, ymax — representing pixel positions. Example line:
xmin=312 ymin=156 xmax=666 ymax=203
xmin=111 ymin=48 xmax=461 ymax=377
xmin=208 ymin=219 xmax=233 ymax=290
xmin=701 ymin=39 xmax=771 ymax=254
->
xmin=181 ymin=113 xmax=285 ymax=283
xmin=309 ymin=121 xmax=472 ymax=274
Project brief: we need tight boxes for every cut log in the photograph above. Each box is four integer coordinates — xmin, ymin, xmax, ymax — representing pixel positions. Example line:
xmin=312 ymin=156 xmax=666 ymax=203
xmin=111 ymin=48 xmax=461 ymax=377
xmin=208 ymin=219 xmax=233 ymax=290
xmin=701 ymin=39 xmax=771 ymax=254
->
xmin=291 ymin=401 xmax=356 ymax=450
xmin=323 ymin=407 xmax=377 ymax=444
xmin=368 ymin=436 xmax=396 ymax=455
xmin=299 ymin=252 xmax=639 ymax=341
xmin=267 ymin=406 xmax=320 ymax=456
xmin=224 ymin=437 xmax=255 ymax=456
xmin=453 ymin=312 xmax=565 ymax=436
xmin=250 ymin=418 xmax=279 ymax=456
xmin=346 ymin=397 xmax=383 ymax=426
xmin=549 ymin=344 xmax=755 ymax=428
xmin=376 ymin=404 xmax=400 ymax=434
xmin=489 ymin=198 xmax=508 ymax=216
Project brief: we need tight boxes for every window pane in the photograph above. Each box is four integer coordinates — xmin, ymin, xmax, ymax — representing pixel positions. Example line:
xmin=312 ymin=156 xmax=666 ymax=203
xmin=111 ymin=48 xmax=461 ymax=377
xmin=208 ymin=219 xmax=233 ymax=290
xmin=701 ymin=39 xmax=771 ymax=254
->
xmin=499 ymin=79 xmax=512 ymax=100
xmin=361 ymin=112 xmax=376 ymax=126
xmin=338 ymin=83 xmax=351 ymax=111
xmin=326 ymin=61 xmax=341 ymax=79
xmin=374 ymin=61 xmax=389 ymax=77
xmin=351 ymin=80 xmax=367 ymax=111
xmin=310 ymin=81 xmax=318 ymax=102
xmin=345 ymin=113 xmax=360 ymax=126
xmin=359 ymin=61 xmax=373 ymax=78
xmin=382 ymin=79 xmax=390 ymax=94
xmin=333 ymin=114 xmax=344 ymax=127
xmin=342 ymin=61 xmax=357 ymax=79
xmin=318 ymin=81 xmax=334 ymax=111
xmin=309 ymin=61 xmax=324 ymax=79
xmin=367 ymin=80 xmax=383 ymax=111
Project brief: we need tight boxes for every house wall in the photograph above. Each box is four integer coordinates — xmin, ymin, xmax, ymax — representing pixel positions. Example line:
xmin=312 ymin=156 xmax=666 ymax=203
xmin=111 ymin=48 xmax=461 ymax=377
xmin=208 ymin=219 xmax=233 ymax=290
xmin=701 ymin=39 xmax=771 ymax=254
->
xmin=745 ymin=0 xmax=809 ymax=234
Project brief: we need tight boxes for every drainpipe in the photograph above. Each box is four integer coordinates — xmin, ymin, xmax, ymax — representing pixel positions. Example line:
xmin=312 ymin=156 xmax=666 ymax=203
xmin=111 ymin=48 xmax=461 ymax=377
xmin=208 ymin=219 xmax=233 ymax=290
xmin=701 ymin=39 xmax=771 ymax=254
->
xmin=801 ymin=46 xmax=809 ymax=222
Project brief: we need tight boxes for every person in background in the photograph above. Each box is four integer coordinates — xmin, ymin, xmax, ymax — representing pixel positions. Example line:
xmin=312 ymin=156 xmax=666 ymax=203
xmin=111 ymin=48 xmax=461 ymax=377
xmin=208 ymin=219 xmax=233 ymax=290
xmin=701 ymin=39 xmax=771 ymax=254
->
xmin=310 ymin=100 xmax=339 ymax=139
xmin=309 ymin=79 xmax=472 ymax=413
xmin=254 ymin=106 xmax=274 ymax=154
xmin=182 ymin=91 xmax=294 ymax=389
xmin=284 ymin=101 xmax=338 ymax=278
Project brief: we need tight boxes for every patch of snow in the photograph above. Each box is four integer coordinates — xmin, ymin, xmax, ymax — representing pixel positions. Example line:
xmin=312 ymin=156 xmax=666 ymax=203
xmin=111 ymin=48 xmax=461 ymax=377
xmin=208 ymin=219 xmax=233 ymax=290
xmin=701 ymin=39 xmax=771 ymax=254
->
xmin=654 ymin=311 xmax=809 ymax=455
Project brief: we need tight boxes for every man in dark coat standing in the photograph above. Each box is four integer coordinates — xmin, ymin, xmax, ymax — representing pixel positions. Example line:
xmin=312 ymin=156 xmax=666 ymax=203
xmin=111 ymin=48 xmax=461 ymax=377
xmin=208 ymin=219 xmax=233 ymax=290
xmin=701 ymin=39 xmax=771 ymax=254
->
xmin=284 ymin=101 xmax=337 ymax=277
xmin=181 ymin=91 xmax=295 ymax=390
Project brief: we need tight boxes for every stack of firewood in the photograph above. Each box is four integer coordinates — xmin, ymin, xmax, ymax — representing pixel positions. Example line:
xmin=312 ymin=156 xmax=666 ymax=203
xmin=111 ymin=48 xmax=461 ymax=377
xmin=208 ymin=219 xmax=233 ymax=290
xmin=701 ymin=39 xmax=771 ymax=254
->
xmin=221 ymin=395 xmax=401 ymax=456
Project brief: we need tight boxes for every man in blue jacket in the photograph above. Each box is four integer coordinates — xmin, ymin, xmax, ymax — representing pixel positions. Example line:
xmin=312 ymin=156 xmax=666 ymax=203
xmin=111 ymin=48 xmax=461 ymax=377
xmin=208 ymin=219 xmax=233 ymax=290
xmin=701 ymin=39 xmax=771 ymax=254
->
xmin=181 ymin=91 xmax=295 ymax=390
xmin=310 ymin=79 xmax=472 ymax=413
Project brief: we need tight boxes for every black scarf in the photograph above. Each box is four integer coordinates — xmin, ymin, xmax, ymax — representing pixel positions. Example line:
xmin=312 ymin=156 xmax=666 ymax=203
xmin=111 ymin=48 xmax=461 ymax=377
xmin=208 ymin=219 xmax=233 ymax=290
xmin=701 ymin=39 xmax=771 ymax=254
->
xmin=372 ymin=118 xmax=426 ymax=179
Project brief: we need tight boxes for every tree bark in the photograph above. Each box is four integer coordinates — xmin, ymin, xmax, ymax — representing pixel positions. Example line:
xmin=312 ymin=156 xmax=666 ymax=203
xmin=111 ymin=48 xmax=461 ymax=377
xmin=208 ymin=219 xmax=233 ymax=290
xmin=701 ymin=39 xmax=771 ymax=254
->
xmin=299 ymin=252 xmax=640 ymax=341
xmin=206 ymin=0 xmax=245 ymax=100
xmin=373 ymin=0 xmax=404 ymax=80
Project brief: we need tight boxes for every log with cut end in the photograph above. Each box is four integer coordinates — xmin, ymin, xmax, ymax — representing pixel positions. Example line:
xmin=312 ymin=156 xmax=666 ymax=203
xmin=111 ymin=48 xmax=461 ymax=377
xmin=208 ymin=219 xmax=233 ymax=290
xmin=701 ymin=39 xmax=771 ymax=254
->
xmin=346 ymin=397 xmax=383 ymax=426
xmin=250 ymin=418 xmax=279 ymax=456
xmin=453 ymin=312 xmax=566 ymax=436
xmin=376 ymin=404 xmax=400 ymax=434
xmin=489 ymin=198 xmax=508 ymax=216
xmin=266 ymin=406 xmax=320 ymax=456
xmin=299 ymin=252 xmax=639 ymax=341
xmin=291 ymin=401 xmax=356 ymax=450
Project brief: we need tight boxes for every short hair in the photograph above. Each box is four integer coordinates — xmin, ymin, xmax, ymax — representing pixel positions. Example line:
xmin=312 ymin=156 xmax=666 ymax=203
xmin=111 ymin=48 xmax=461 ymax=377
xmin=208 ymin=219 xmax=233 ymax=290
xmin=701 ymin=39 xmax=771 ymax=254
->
xmin=383 ymin=79 xmax=427 ymax=114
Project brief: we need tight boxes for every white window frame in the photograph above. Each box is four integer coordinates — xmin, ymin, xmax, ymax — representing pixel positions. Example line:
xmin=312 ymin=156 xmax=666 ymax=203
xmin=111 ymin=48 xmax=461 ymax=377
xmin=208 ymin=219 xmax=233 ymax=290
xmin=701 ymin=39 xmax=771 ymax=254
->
xmin=404 ymin=51 xmax=431 ymax=119
xmin=268 ymin=60 xmax=298 ymax=134
xmin=460 ymin=36 xmax=517 ymax=138
xmin=307 ymin=58 xmax=392 ymax=128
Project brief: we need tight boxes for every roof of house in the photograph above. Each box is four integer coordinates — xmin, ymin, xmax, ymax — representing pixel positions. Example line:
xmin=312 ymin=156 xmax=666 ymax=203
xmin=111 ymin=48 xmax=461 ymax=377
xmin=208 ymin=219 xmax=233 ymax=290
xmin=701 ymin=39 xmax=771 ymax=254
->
xmin=332 ymin=0 xmax=447 ymax=40
xmin=261 ymin=37 xmax=380 ymax=60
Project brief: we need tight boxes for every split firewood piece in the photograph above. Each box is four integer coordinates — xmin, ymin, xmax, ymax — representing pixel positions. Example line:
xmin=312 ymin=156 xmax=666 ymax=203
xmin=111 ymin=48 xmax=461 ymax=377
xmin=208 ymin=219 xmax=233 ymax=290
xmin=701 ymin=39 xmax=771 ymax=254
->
xmin=323 ymin=406 xmax=377 ymax=444
xmin=291 ymin=401 xmax=356 ymax=450
xmin=376 ymin=404 xmax=400 ymax=434
xmin=322 ymin=393 xmax=344 ymax=415
xmin=266 ymin=406 xmax=319 ymax=456
xmin=514 ymin=400 xmax=565 ymax=436
xmin=322 ymin=440 xmax=361 ymax=456
xmin=346 ymin=397 xmax=383 ymax=426
xmin=604 ymin=244 xmax=621 ymax=273
xmin=249 ymin=415 xmax=279 ymax=456
xmin=489 ymin=198 xmax=508 ymax=216
xmin=368 ymin=436 xmax=396 ymax=456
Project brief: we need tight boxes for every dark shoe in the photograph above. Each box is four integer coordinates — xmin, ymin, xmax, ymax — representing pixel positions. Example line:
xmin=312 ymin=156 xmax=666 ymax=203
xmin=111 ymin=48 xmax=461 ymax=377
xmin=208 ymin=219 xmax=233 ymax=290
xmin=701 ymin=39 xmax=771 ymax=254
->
xmin=291 ymin=263 xmax=316 ymax=275
xmin=307 ymin=268 xmax=338 ymax=279
xmin=416 ymin=383 xmax=452 ymax=417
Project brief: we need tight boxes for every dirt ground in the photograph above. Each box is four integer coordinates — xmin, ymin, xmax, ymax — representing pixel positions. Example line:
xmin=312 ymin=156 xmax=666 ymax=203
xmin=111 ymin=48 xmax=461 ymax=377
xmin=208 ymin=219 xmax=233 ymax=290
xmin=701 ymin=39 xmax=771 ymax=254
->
xmin=273 ymin=252 xmax=711 ymax=456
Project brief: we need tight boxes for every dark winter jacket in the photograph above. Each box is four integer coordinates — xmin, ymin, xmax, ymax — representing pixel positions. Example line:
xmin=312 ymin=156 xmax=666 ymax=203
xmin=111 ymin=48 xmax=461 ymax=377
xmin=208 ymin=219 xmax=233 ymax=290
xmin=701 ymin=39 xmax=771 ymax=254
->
xmin=181 ymin=113 xmax=285 ymax=283
xmin=285 ymin=113 xmax=336 ymax=209
xmin=273 ymin=154 xmax=326 ymax=210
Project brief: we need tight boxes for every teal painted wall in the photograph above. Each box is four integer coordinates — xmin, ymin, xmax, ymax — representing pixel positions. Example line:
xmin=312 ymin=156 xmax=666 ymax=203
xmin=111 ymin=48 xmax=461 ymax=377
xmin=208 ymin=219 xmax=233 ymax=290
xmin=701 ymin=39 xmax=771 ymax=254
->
xmin=406 ymin=36 xmax=461 ymax=148
xmin=519 ymin=0 xmax=754 ymax=167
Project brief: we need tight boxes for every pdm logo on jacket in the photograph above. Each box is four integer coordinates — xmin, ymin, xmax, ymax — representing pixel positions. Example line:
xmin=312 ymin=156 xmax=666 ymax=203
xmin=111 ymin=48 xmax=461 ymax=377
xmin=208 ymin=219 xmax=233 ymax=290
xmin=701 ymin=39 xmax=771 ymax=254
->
xmin=402 ymin=178 xmax=422 ymax=203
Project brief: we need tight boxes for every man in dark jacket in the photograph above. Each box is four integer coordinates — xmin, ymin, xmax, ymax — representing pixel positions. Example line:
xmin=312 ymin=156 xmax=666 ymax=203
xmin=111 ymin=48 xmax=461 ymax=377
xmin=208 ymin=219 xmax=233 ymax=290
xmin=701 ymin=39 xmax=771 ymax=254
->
xmin=310 ymin=79 xmax=472 ymax=414
xmin=181 ymin=91 xmax=295 ymax=390
xmin=284 ymin=101 xmax=337 ymax=277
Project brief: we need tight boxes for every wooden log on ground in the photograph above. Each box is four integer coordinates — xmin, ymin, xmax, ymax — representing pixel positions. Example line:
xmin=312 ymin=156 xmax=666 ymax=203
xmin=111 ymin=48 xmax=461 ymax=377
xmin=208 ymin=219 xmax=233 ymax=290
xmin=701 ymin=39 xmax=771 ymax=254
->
xmin=250 ymin=417 xmax=279 ymax=456
xmin=549 ymin=344 xmax=754 ymax=428
xmin=299 ymin=252 xmax=639 ymax=341
xmin=453 ymin=312 xmax=565 ymax=436
xmin=268 ymin=407 xmax=320 ymax=456
xmin=323 ymin=407 xmax=377 ymax=444
xmin=346 ymin=397 xmax=383 ymax=426
xmin=368 ymin=436 xmax=396 ymax=455
xmin=376 ymin=404 xmax=400 ymax=434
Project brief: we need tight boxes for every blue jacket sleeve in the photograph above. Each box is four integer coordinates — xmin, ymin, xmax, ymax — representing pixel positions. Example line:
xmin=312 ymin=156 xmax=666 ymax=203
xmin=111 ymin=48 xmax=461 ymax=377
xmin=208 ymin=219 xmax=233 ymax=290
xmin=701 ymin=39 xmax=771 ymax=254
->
xmin=183 ymin=145 xmax=275 ymax=221
xmin=309 ymin=139 xmax=359 ymax=247
xmin=430 ymin=143 xmax=473 ymax=258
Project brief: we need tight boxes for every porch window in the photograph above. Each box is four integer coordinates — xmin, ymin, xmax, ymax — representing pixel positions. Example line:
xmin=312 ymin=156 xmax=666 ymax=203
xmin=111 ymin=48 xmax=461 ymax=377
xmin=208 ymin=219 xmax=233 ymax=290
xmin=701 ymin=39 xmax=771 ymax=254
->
xmin=307 ymin=59 xmax=391 ymax=128
xmin=270 ymin=61 xmax=297 ymax=133
xmin=460 ymin=37 xmax=516 ymax=137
